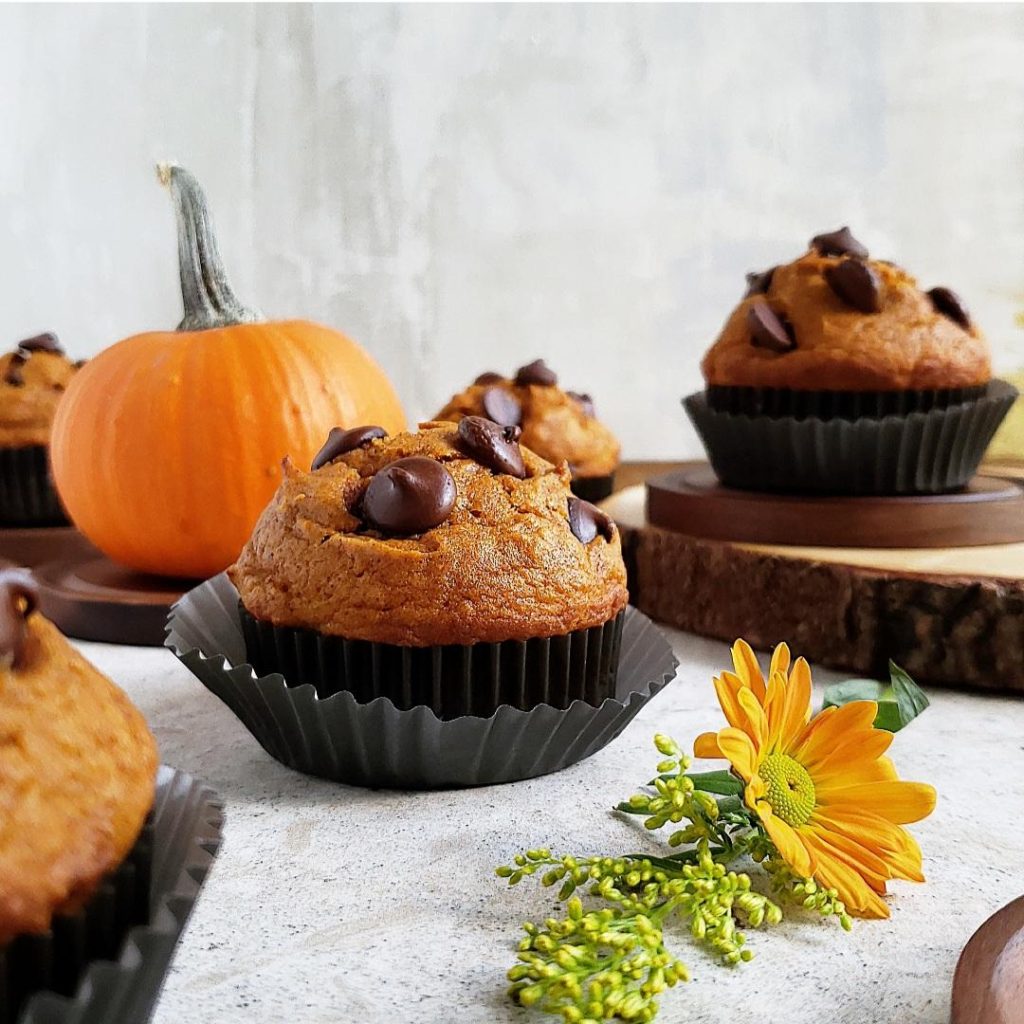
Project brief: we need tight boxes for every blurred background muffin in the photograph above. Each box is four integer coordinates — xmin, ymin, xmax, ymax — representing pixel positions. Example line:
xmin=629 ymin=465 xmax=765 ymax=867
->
xmin=685 ymin=227 xmax=1016 ymax=494
xmin=435 ymin=359 xmax=620 ymax=501
xmin=0 ymin=333 xmax=79 ymax=527
xmin=0 ymin=569 xmax=158 ymax=1018
xmin=230 ymin=420 xmax=627 ymax=718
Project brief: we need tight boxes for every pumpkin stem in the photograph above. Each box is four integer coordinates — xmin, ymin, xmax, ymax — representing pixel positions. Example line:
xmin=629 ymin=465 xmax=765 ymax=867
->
xmin=157 ymin=163 xmax=264 ymax=331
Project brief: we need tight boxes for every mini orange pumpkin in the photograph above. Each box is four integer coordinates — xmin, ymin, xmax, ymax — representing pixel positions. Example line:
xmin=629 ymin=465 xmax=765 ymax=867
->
xmin=51 ymin=165 xmax=406 ymax=578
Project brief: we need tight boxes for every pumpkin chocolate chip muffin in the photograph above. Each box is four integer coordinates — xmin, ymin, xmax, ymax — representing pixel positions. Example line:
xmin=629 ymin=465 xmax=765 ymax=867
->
xmin=0 ymin=569 xmax=157 ymax=1015
xmin=686 ymin=227 xmax=1016 ymax=494
xmin=435 ymin=359 xmax=621 ymax=501
xmin=229 ymin=420 xmax=628 ymax=718
xmin=0 ymin=332 xmax=80 ymax=525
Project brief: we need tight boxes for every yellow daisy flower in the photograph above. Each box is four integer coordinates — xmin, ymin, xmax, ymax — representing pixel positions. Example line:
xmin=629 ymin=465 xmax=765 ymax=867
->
xmin=694 ymin=639 xmax=936 ymax=919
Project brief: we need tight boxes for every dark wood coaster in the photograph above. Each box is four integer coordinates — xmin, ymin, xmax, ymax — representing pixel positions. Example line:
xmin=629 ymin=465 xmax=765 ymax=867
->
xmin=0 ymin=525 xmax=98 ymax=568
xmin=647 ymin=463 xmax=1024 ymax=549
xmin=951 ymin=894 xmax=1024 ymax=1023
xmin=33 ymin=554 xmax=198 ymax=646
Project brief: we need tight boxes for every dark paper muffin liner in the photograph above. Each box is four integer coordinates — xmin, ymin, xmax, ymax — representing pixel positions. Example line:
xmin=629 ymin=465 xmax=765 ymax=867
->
xmin=705 ymin=383 xmax=988 ymax=420
xmin=1 ymin=819 xmax=153 ymax=1024
xmin=0 ymin=448 xmax=67 ymax=528
xmin=684 ymin=378 xmax=1017 ymax=495
xmin=166 ymin=573 xmax=678 ymax=790
xmin=570 ymin=473 xmax=615 ymax=503
xmin=10 ymin=767 xmax=223 ymax=1024
xmin=239 ymin=604 xmax=624 ymax=720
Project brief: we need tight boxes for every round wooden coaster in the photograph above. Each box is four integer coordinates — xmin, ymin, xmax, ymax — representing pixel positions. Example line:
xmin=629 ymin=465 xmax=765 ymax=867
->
xmin=951 ymin=894 xmax=1024 ymax=1023
xmin=646 ymin=463 xmax=1024 ymax=549
xmin=33 ymin=554 xmax=198 ymax=646
xmin=0 ymin=525 xmax=98 ymax=568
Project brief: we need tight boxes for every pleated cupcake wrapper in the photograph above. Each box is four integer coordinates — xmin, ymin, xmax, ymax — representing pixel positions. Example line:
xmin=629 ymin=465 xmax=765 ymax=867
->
xmin=569 ymin=473 xmax=615 ymax=503
xmin=684 ymin=378 xmax=1017 ymax=495
xmin=705 ymin=383 xmax=989 ymax=421
xmin=9 ymin=767 xmax=223 ymax=1024
xmin=0 ymin=448 xmax=67 ymax=528
xmin=239 ymin=606 xmax=624 ymax=721
xmin=165 ymin=573 xmax=678 ymax=790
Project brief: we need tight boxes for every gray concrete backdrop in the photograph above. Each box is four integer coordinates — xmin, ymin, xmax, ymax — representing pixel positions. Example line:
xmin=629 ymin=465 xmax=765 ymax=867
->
xmin=2 ymin=3 xmax=1023 ymax=457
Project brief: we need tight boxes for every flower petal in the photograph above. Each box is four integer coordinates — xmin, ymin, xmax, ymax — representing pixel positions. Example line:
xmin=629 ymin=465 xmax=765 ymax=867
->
xmin=693 ymin=732 xmax=724 ymax=760
xmin=812 ymin=808 xmax=925 ymax=883
xmin=731 ymin=639 xmax=767 ymax=699
xmin=713 ymin=674 xmax=747 ymax=732
xmin=792 ymin=701 xmax=878 ymax=768
xmin=769 ymin=642 xmax=791 ymax=680
xmin=761 ymin=814 xmax=814 ymax=878
xmin=777 ymin=658 xmax=813 ymax=752
xmin=811 ymin=728 xmax=894 ymax=787
xmin=737 ymin=686 xmax=769 ymax=749
xmin=802 ymin=830 xmax=891 ymax=919
xmin=819 ymin=780 xmax=937 ymax=825
xmin=717 ymin=727 xmax=759 ymax=781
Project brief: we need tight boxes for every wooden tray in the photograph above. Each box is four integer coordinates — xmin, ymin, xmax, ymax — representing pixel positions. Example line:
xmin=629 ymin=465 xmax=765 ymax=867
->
xmin=605 ymin=473 xmax=1024 ymax=694
xmin=34 ymin=554 xmax=196 ymax=646
xmin=0 ymin=525 xmax=98 ymax=568
xmin=647 ymin=464 xmax=1024 ymax=548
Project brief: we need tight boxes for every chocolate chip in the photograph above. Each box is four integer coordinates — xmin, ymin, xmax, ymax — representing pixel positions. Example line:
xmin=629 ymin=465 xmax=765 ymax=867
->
xmin=824 ymin=258 xmax=881 ymax=313
xmin=514 ymin=359 xmax=558 ymax=387
xmin=363 ymin=456 xmax=457 ymax=534
xmin=747 ymin=301 xmax=796 ymax=353
xmin=0 ymin=569 xmax=38 ymax=669
xmin=73 ymin=358 xmax=87 ymax=369
xmin=568 ymin=391 xmax=596 ymax=417
xmin=4 ymin=351 xmax=27 ymax=387
xmin=17 ymin=332 xmax=62 ymax=354
xmin=927 ymin=287 xmax=971 ymax=329
xmin=457 ymin=416 xmax=526 ymax=478
xmin=810 ymin=227 xmax=869 ymax=260
xmin=481 ymin=386 xmax=522 ymax=428
xmin=744 ymin=267 xmax=776 ymax=297
xmin=311 ymin=425 xmax=387 ymax=471
xmin=474 ymin=371 xmax=505 ymax=385
xmin=568 ymin=497 xmax=615 ymax=544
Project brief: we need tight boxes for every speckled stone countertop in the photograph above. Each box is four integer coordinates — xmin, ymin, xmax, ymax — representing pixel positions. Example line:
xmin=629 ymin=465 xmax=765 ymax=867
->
xmin=81 ymin=629 xmax=1024 ymax=1024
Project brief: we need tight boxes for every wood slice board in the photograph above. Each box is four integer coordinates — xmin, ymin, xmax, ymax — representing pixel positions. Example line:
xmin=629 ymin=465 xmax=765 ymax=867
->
xmin=0 ymin=525 xmax=98 ymax=568
xmin=951 ymin=894 xmax=1024 ymax=1023
xmin=648 ymin=464 xmax=1024 ymax=549
xmin=604 ymin=482 xmax=1024 ymax=693
xmin=33 ymin=554 xmax=197 ymax=646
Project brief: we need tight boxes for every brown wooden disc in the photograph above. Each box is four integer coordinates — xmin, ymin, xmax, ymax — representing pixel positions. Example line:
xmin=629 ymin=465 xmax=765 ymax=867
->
xmin=0 ymin=525 xmax=98 ymax=568
xmin=951 ymin=894 xmax=1024 ymax=1023
xmin=33 ymin=554 xmax=198 ymax=646
xmin=647 ymin=463 xmax=1024 ymax=549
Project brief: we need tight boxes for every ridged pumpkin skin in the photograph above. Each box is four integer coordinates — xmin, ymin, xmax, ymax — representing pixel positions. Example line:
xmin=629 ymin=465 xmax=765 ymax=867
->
xmin=51 ymin=319 xmax=406 ymax=578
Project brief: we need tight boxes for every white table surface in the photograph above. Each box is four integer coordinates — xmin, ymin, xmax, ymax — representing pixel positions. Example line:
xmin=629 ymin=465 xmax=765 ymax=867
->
xmin=79 ymin=628 xmax=1024 ymax=1024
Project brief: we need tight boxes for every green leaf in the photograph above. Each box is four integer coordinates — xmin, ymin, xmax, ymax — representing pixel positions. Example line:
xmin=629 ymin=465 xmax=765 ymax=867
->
xmin=683 ymin=770 xmax=744 ymax=796
xmin=822 ymin=662 xmax=929 ymax=732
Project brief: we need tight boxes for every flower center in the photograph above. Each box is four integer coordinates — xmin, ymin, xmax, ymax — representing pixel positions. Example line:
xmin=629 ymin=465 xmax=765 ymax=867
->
xmin=758 ymin=753 xmax=816 ymax=828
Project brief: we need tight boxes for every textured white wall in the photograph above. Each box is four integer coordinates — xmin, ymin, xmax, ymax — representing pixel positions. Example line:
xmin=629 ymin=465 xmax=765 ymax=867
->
xmin=1 ymin=3 xmax=1023 ymax=458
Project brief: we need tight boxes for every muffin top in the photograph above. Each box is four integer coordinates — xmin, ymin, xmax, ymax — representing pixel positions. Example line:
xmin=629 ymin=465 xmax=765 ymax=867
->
xmin=229 ymin=421 xmax=628 ymax=646
xmin=0 ymin=571 xmax=158 ymax=944
xmin=434 ymin=359 xmax=620 ymax=478
xmin=0 ymin=333 xmax=80 ymax=447
xmin=701 ymin=228 xmax=991 ymax=392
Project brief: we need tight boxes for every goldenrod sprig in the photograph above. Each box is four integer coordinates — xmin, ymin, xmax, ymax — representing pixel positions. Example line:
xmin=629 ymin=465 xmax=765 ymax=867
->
xmin=499 ymin=734 xmax=852 ymax=1023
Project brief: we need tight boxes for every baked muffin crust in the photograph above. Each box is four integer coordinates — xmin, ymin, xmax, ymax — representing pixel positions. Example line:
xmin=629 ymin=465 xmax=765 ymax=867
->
xmin=229 ymin=423 xmax=628 ymax=646
xmin=435 ymin=366 xmax=620 ymax=478
xmin=701 ymin=246 xmax=991 ymax=392
xmin=0 ymin=608 xmax=158 ymax=944
xmin=0 ymin=340 xmax=78 ymax=447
